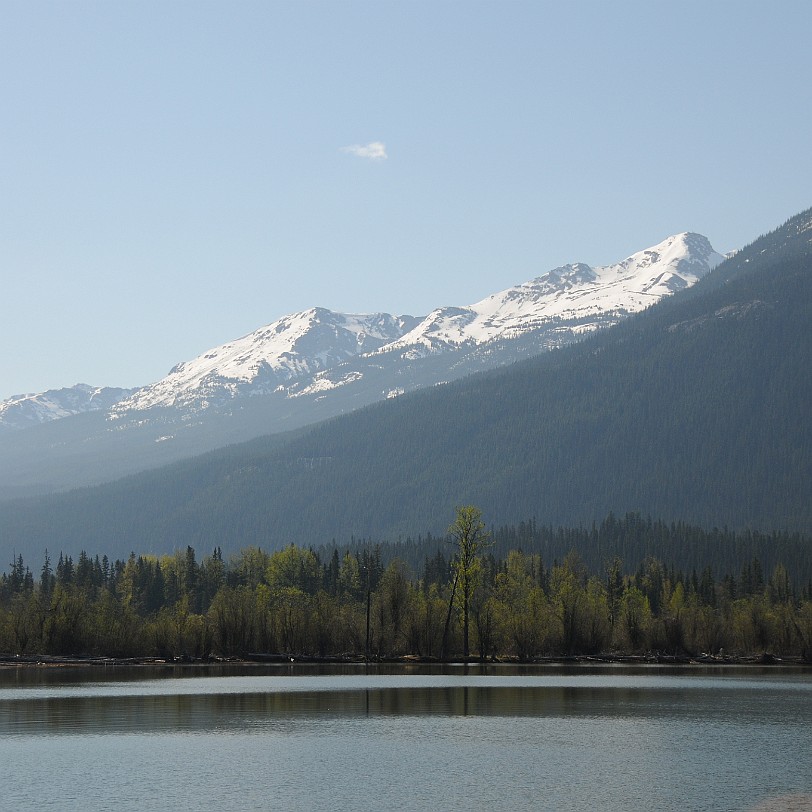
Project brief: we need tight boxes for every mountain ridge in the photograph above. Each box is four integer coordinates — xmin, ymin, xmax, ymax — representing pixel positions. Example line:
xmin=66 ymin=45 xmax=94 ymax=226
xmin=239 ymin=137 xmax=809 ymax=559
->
xmin=0 ymin=384 xmax=134 ymax=433
xmin=118 ymin=231 xmax=723 ymax=412
xmin=0 ymin=228 xmax=726 ymax=502
xmin=0 ymin=206 xmax=808 ymax=561
xmin=1 ymin=230 xmax=724 ymax=433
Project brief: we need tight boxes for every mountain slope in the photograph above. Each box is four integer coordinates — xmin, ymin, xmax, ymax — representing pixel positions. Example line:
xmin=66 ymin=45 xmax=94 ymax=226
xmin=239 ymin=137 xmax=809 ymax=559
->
xmin=0 ymin=230 xmax=723 ymax=499
xmin=0 ymin=208 xmax=808 ymax=562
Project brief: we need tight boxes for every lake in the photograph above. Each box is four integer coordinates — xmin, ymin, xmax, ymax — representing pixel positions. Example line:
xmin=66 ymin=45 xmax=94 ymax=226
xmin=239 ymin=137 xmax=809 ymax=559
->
xmin=0 ymin=663 xmax=810 ymax=811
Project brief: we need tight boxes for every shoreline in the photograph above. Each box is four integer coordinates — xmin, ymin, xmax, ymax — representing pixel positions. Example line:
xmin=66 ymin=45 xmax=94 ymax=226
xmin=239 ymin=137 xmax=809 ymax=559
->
xmin=1 ymin=651 xmax=809 ymax=669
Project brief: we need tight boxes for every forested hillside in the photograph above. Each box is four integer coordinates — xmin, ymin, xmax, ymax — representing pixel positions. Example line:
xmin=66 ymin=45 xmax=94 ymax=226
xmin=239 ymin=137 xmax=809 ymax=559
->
xmin=0 ymin=209 xmax=810 ymax=562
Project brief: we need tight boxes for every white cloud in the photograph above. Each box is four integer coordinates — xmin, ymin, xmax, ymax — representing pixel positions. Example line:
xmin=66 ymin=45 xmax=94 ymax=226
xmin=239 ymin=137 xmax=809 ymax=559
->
xmin=341 ymin=141 xmax=387 ymax=161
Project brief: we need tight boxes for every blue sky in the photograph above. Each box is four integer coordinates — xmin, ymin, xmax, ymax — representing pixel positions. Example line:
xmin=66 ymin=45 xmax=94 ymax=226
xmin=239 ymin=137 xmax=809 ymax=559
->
xmin=2 ymin=1 xmax=810 ymax=400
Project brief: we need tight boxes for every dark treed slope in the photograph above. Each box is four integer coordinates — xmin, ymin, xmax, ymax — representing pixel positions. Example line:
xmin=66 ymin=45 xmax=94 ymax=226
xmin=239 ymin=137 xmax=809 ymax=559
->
xmin=1 ymin=209 xmax=810 ymax=562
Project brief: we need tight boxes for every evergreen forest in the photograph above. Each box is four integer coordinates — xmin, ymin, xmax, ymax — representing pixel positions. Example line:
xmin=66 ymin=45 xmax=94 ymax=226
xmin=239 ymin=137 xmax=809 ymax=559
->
xmin=2 ymin=511 xmax=811 ymax=663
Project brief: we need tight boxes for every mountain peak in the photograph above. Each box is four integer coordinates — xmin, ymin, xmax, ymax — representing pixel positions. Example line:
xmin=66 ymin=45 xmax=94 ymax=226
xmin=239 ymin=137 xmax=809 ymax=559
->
xmin=114 ymin=308 xmax=421 ymax=412
xmin=115 ymin=231 xmax=724 ymax=413
xmin=374 ymin=232 xmax=724 ymax=357
xmin=1 ymin=229 xmax=726 ymax=428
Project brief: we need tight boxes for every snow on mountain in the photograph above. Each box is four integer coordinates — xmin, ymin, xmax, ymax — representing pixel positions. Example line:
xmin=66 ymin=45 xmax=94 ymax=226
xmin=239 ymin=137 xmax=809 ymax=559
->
xmin=116 ymin=308 xmax=420 ymax=412
xmin=0 ymin=384 xmax=134 ymax=431
xmin=375 ymin=233 xmax=725 ymax=358
xmin=110 ymin=232 xmax=724 ymax=415
xmin=0 ymin=230 xmax=722 ymax=429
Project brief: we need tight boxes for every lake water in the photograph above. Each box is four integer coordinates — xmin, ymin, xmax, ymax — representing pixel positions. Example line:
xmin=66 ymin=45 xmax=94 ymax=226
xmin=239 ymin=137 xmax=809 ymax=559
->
xmin=0 ymin=663 xmax=810 ymax=812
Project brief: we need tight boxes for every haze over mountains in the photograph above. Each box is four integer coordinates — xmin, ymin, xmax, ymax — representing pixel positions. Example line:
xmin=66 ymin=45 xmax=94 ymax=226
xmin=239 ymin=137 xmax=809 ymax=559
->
xmin=0 ymin=231 xmax=724 ymax=499
xmin=1 ymin=207 xmax=809 ymax=563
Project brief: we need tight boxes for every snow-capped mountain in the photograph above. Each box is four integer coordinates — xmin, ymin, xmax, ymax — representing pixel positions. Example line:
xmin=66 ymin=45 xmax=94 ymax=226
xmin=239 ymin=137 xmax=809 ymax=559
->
xmin=0 ymin=384 xmax=134 ymax=432
xmin=0 ymin=230 xmax=724 ymax=434
xmin=0 ymin=227 xmax=729 ymax=500
xmin=115 ymin=309 xmax=421 ymax=412
xmin=376 ymin=232 xmax=724 ymax=357
xmin=113 ymin=231 xmax=724 ymax=415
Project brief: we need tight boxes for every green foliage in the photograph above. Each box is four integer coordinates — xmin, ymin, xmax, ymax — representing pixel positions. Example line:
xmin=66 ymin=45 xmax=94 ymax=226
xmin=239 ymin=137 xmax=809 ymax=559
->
xmin=448 ymin=506 xmax=492 ymax=657
xmin=2 ymin=511 xmax=811 ymax=661
xmin=267 ymin=545 xmax=321 ymax=594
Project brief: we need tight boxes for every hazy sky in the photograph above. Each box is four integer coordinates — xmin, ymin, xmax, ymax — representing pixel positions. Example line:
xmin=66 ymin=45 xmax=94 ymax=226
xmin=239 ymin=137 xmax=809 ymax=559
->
xmin=2 ymin=1 xmax=810 ymax=400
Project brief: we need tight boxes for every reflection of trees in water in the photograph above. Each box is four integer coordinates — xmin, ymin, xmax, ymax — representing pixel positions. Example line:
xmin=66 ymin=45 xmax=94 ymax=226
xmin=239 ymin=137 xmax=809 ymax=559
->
xmin=0 ymin=683 xmax=690 ymax=735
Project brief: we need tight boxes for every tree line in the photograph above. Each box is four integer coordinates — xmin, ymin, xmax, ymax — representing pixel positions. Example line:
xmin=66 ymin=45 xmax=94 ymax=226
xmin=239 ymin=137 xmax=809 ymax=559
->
xmin=2 ymin=509 xmax=811 ymax=662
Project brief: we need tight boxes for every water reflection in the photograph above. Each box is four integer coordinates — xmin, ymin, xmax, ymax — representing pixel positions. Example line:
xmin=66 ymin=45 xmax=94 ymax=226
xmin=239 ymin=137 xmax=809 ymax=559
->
xmin=0 ymin=665 xmax=810 ymax=812
xmin=1 ymin=672 xmax=810 ymax=737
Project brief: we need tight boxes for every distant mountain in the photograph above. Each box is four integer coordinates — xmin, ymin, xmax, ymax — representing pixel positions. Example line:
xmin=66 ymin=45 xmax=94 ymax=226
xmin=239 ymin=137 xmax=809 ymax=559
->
xmin=0 ymin=230 xmax=724 ymax=499
xmin=115 ymin=310 xmax=421 ymax=412
xmin=0 ymin=208 xmax=807 ymax=562
xmin=0 ymin=384 xmax=133 ymax=432
xmin=112 ymin=231 xmax=723 ymax=415
xmin=376 ymin=232 xmax=723 ymax=358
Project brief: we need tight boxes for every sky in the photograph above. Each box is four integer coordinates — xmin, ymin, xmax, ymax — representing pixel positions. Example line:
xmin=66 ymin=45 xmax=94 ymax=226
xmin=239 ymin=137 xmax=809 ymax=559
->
xmin=2 ymin=0 xmax=811 ymax=400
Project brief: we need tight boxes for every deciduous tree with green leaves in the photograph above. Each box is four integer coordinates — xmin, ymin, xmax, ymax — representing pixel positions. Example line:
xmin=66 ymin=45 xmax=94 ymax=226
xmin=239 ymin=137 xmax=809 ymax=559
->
xmin=448 ymin=505 xmax=491 ymax=659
